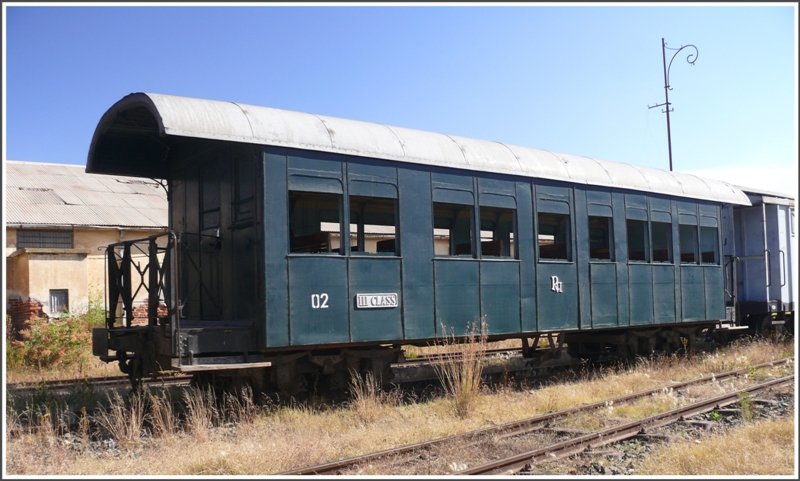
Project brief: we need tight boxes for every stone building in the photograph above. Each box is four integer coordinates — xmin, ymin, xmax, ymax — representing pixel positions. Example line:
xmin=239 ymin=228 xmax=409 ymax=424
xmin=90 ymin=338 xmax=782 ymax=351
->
xmin=5 ymin=160 xmax=167 ymax=332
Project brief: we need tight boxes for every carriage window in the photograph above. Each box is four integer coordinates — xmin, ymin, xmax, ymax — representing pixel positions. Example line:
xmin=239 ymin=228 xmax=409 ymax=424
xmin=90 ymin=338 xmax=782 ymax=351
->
xmin=679 ymin=224 xmax=698 ymax=263
xmin=538 ymin=212 xmax=570 ymax=261
xmin=588 ymin=216 xmax=613 ymax=260
xmin=626 ymin=220 xmax=648 ymax=262
xmin=350 ymin=196 xmax=397 ymax=255
xmin=434 ymin=202 xmax=474 ymax=257
xmin=700 ymin=226 xmax=719 ymax=264
xmin=289 ymin=191 xmax=343 ymax=254
xmin=480 ymin=206 xmax=516 ymax=258
xmin=651 ymin=222 xmax=672 ymax=263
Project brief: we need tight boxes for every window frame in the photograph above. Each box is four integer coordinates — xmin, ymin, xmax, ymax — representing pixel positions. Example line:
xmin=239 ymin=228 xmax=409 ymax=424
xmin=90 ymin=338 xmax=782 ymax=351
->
xmin=349 ymin=195 xmax=399 ymax=256
xmin=626 ymin=219 xmax=649 ymax=263
xmin=288 ymin=190 xmax=344 ymax=255
xmin=433 ymin=202 xmax=475 ymax=258
xmin=679 ymin=224 xmax=699 ymax=264
xmin=650 ymin=221 xmax=673 ymax=263
xmin=700 ymin=226 xmax=720 ymax=265
xmin=479 ymin=205 xmax=517 ymax=259
xmin=537 ymin=211 xmax=572 ymax=262
xmin=588 ymin=215 xmax=614 ymax=261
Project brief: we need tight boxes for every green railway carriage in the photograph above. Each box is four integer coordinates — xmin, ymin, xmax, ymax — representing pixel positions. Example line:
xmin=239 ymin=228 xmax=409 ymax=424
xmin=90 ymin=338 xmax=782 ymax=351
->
xmin=88 ymin=93 xmax=753 ymax=389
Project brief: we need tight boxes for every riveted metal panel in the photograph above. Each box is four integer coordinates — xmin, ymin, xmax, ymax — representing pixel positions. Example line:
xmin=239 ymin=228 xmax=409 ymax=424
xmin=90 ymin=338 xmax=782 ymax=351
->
xmin=653 ymin=265 xmax=677 ymax=322
xmin=264 ymin=151 xmax=290 ymax=347
xmin=515 ymin=182 xmax=536 ymax=331
xmin=628 ymin=264 xmax=654 ymax=325
xmin=590 ymin=263 xmax=618 ymax=327
xmin=398 ymin=168 xmax=435 ymax=339
xmin=434 ymin=260 xmax=480 ymax=335
xmin=288 ymin=256 xmax=349 ymax=345
xmin=349 ymin=258 xmax=402 ymax=341
xmin=681 ymin=265 xmax=706 ymax=320
xmin=704 ymin=267 xmax=725 ymax=320
xmin=536 ymin=263 xmax=578 ymax=331
xmin=479 ymin=261 xmax=521 ymax=334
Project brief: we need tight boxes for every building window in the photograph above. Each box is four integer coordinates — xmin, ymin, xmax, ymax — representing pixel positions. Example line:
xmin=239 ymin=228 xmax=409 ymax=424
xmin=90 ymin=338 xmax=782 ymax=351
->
xmin=480 ymin=206 xmax=516 ymax=258
xmin=538 ymin=212 xmax=571 ymax=261
xmin=349 ymin=196 xmax=398 ymax=255
xmin=626 ymin=219 xmax=648 ymax=262
xmin=588 ymin=216 xmax=613 ymax=260
xmin=17 ymin=229 xmax=74 ymax=249
xmin=433 ymin=202 xmax=474 ymax=257
xmin=289 ymin=191 xmax=343 ymax=254
xmin=700 ymin=226 xmax=719 ymax=264
xmin=49 ymin=289 xmax=69 ymax=314
xmin=651 ymin=221 xmax=673 ymax=263
xmin=679 ymin=224 xmax=698 ymax=264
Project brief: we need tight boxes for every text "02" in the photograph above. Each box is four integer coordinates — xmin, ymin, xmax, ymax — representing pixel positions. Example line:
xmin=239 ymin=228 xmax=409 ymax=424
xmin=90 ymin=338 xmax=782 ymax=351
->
xmin=311 ymin=293 xmax=329 ymax=309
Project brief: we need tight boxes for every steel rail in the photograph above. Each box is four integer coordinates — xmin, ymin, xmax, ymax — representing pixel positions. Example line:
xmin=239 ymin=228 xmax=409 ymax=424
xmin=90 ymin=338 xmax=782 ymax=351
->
xmin=459 ymin=374 xmax=795 ymax=475
xmin=7 ymin=374 xmax=193 ymax=396
xmin=280 ymin=357 xmax=791 ymax=475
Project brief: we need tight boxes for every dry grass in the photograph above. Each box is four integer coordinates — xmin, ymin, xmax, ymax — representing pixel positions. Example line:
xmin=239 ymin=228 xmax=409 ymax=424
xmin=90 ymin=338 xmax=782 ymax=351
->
xmin=4 ymin=336 xmax=794 ymax=475
xmin=93 ymin=390 xmax=148 ymax=450
xmin=348 ymin=371 xmax=401 ymax=423
xmin=638 ymin=414 xmax=796 ymax=475
xmin=6 ymin=357 xmax=120 ymax=384
xmin=430 ymin=321 xmax=488 ymax=418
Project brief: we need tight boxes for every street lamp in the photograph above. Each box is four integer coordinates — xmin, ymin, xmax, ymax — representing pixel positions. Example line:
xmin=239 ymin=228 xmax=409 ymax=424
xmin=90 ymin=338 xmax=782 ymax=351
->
xmin=648 ymin=37 xmax=699 ymax=172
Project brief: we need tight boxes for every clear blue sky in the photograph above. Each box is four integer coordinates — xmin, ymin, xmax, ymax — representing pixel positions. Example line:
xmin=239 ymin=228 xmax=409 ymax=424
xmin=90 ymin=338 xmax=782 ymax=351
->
xmin=4 ymin=3 xmax=798 ymax=196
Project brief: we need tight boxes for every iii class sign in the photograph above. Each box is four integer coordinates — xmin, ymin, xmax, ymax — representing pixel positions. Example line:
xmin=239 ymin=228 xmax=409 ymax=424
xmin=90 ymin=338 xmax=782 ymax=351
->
xmin=356 ymin=293 xmax=399 ymax=309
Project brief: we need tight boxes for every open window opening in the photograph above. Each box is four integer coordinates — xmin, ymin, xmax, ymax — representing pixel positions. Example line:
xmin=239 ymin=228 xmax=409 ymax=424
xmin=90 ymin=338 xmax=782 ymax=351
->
xmin=479 ymin=206 xmax=516 ymax=258
xmin=700 ymin=226 xmax=719 ymax=264
xmin=349 ymin=196 xmax=398 ymax=255
xmin=433 ymin=202 xmax=474 ymax=257
xmin=588 ymin=216 xmax=613 ymax=260
xmin=679 ymin=224 xmax=698 ymax=264
xmin=626 ymin=219 xmax=648 ymax=262
xmin=289 ymin=191 xmax=343 ymax=254
xmin=538 ymin=212 xmax=571 ymax=261
xmin=651 ymin=221 xmax=673 ymax=263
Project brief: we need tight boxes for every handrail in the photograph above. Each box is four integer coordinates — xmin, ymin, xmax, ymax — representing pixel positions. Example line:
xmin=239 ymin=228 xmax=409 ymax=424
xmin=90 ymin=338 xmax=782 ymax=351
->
xmin=105 ymin=231 xmax=176 ymax=329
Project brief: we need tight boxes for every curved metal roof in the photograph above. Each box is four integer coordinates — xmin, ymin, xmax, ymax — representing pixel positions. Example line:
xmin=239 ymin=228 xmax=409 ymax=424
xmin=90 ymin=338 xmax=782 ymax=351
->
xmin=87 ymin=92 xmax=751 ymax=205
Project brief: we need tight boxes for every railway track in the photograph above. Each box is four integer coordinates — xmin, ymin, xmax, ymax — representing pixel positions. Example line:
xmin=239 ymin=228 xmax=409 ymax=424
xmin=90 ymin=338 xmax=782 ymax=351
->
xmin=460 ymin=374 xmax=794 ymax=475
xmin=5 ymin=347 xmax=522 ymax=397
xmin=6 ymin=373 xmax=193 ymax=397
xmin=281 ymin=358 xmax=793 ymax=475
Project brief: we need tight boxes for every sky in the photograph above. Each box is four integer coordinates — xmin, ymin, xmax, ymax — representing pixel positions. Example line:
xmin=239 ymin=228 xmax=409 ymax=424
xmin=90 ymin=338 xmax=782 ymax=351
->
xmin=3 ymin=2 xmax=798 ymax=198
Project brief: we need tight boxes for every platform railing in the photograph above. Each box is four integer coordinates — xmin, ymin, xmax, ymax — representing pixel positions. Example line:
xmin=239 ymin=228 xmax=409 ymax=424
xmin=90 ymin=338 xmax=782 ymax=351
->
xmin=105 ymin=232 xmax=177 ymax=329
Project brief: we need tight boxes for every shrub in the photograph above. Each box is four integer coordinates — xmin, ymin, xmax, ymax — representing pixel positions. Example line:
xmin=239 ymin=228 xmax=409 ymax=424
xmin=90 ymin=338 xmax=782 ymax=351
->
xmin=84 ymin=292 xmax=107 ymax=329
xmin=6 ymin=316 xmax=92 ymax=370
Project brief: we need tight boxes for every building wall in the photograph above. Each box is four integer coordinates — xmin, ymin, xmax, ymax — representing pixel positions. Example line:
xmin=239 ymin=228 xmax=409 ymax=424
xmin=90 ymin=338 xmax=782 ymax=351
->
xmin=5 ymin=226 xmax=165 ymax=319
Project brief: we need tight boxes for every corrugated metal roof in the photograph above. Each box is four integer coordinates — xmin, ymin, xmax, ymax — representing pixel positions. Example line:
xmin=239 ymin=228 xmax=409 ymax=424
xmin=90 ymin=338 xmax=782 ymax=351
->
xmin=88 ymin=92 xmax=750 ymax=205
xmin=5 ymin=161 xmax=167 ymax=228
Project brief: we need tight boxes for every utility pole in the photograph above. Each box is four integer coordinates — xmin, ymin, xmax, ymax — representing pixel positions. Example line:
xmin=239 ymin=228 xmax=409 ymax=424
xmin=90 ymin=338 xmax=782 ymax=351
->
xmin=648 ymin=37 xmax=699 ymax=172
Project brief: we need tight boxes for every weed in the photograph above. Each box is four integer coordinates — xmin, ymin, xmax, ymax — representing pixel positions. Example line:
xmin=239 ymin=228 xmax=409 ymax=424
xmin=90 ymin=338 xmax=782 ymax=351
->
xmin=94 ymin=390 xmax=148 ymax=450
xmin=708 ymin=410 xmax=722 ymax=421
xmin=147 ymin=390 xmax=178 ymax=438
xmin=431 ymin=320 xmax=488 ymax=418
xmin=182 ymin=386 xmax=219 ymax=441
xmin=738 ymin=392 xmax=754 ymax=422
